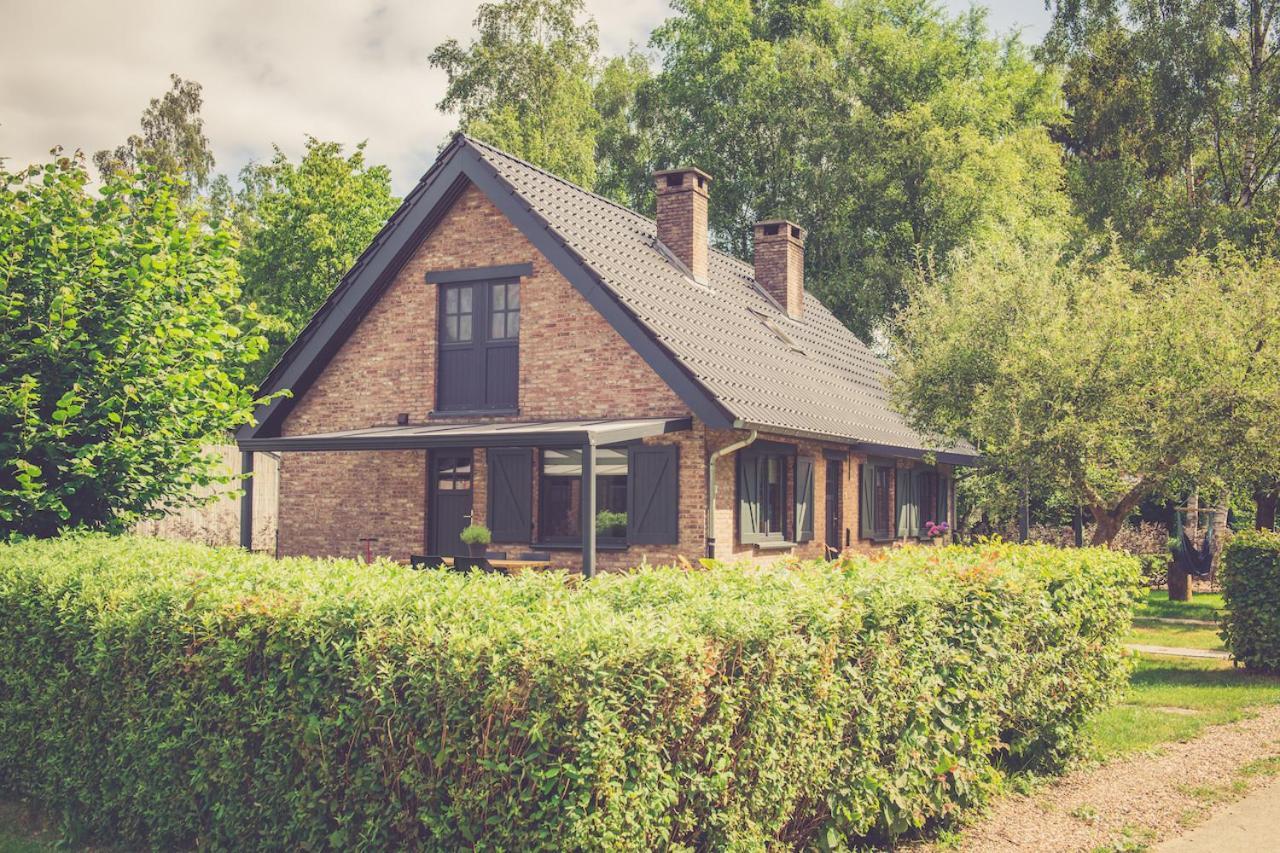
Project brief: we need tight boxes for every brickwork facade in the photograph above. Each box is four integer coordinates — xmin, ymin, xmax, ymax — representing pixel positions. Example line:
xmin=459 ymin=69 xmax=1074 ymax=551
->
xmin=275 ymin=180 xmax=942 ymax=569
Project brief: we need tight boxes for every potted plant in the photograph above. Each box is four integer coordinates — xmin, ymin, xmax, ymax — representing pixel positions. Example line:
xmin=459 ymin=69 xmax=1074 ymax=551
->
xmin=460 ymin=523 xmax=492 ymax=557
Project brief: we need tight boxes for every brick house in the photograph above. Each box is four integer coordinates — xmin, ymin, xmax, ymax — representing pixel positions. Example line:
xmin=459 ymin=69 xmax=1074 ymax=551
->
xmin=236 ymin=135 xmax=975 ymax=573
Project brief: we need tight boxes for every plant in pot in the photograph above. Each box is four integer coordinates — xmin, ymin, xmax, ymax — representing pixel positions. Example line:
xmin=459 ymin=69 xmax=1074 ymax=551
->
xmin=460 ymin=523 xmax=492 ymax=557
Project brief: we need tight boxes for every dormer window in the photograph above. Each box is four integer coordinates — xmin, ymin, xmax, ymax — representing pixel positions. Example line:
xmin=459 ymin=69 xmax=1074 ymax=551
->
xmin=436 ymin=279 xmax=520 ymax=412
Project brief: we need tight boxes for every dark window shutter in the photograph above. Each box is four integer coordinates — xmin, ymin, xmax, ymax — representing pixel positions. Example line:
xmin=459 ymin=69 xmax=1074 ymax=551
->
xmin=628 ymin=444 xmax=679 ymax=544
xmin=859 ymin=463 xmax=873 ymax=539
xmin=795 ymin=457 xmax=815 ymax=542
xmin=487 ymin=448 xmax=532 ymax=542
xmin=739 ymin=454 xmax=762 ymax=544
xmin=938 ymin=476 xmax=951 ymax=526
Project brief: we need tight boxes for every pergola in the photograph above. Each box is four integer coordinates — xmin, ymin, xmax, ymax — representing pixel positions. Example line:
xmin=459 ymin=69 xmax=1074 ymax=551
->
xmin=236 ymin=416 xmax=691 ymax=576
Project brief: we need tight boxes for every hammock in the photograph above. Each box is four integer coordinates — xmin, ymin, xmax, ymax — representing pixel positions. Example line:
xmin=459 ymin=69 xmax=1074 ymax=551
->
xmin=1173 ymin=511 xmax=1215 ymax=578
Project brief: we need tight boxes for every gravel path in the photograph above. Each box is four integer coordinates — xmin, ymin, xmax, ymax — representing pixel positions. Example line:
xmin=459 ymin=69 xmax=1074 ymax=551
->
xmin=938 ymin=704 xmax=1280 ymax=852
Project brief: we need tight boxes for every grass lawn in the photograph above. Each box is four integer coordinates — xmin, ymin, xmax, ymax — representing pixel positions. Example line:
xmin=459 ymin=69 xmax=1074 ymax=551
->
xmin=1134 ymin=588 xmax=1225 ymax=622
xmin=1125 ymin=621 xmax=1226 ymax=650
xmin=0 ymin=801 xmax=58 ymax=853
xmin=1088 ymin=655 xmax=1280 ymax=758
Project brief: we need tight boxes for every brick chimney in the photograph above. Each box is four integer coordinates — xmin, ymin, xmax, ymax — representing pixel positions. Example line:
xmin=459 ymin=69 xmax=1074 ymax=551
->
xmin=753 ymin=220 xmax=806 ymax=319
xmin=653 ymin=167 xmax=711 ymax=283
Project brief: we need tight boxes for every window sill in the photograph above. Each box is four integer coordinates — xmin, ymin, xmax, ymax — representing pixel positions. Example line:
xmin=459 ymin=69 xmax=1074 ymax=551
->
xmin=747 ymin=540 xmax=796 ymax=551
xmin=429 ymin=408 xmax=520 ymax=419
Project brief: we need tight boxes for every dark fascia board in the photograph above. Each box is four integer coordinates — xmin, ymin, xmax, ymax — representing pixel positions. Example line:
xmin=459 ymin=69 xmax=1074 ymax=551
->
xmin=851 ymin=442 xmax=978 ymax=467
xmin=425 ymin=262 xmax=532 ymax=284
xmin=455 ymin=145 xmax=735 ymax=430
xmin=238 ymin=148 xmax=473 ymax=441
xmin=241 ymin=138 xmax=733 ymax=440
xmin=733 ymin=419 xmax=978 ymax=466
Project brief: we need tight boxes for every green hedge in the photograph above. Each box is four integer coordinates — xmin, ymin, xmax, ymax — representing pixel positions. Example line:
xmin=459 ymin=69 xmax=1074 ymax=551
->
xmin=0 ymin=536 xmax=1139 ymax=850
xmin=1221 ymin=529 xmax=1280 ymax=671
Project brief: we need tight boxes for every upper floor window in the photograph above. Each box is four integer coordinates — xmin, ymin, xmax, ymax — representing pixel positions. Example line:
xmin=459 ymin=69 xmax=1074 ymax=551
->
xmin=437 ymin=280 xmax=520 ymax=412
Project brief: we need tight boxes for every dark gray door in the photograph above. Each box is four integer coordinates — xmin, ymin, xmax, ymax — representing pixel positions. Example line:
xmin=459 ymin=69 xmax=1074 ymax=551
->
xmin=430 ymin=451 xmax=474 ymax=556
xmin=825 ymin=459 xmax=842 ymax=555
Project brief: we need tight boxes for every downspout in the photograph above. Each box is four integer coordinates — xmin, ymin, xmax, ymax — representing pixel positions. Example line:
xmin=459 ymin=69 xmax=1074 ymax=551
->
xmin=706 ymin=429 xmax=758 ymax=558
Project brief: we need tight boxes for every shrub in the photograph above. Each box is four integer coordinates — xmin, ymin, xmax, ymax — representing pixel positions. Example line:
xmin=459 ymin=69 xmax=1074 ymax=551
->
xmin=0 ymin=536 xmax=1139 ymax=850
xmin=1220 ymin=529 xmax=1280 ymax=671
xmin=458 ymin=523 xmax=491 ymax=545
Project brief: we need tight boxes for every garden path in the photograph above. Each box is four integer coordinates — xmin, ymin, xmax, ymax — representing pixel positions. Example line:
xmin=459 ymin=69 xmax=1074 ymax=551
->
xmin=937 ymin=704 xmax=1280 ymax=852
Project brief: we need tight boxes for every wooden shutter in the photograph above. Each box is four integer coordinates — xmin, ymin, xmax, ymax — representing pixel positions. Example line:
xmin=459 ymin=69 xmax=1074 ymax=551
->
xmin=739 ymin=454 xmax=762 ymax=544
xmin=859 ymin=463 xmax=874 ymax=539
xmin=628 ymin=444 xmax=679 ymax=544
xmin=938 ymin=476 xmax=951 ymax=526
xmin=486 ymin=448 xmax=532 ymax=542
xmin=795 ymin=457 xmax=815 ymax=542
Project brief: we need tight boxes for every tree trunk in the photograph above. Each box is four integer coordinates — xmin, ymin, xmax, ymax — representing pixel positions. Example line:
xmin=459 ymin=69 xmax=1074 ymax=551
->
xmin=1089 ymin=510 xmax=1123 ymax=546
xmin=1256 ymin=485 xmax=1278 ymax=531
xmin=1168 ymin=562 xmax=1192 ymax=601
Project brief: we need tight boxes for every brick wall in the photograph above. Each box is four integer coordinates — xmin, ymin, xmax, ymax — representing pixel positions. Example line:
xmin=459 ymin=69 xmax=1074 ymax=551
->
xmin=278 ymin=182 xmax=689 ymax=562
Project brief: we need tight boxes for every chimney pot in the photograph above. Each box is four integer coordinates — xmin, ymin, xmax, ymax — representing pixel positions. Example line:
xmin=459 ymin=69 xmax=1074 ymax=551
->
xmin=753 ymin=219 xmax=806 ymax=319
xmin=654 ymin=167 xmax=711 ymax=283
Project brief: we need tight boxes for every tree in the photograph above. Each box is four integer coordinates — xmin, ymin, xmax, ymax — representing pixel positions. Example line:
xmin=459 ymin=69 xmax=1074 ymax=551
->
xmin=94 ymin=74 xmax=216 ymax=200
xmin=0 ymin=153 xmax=267 ymax=539
xmin=430 ymin=0 xmax=602 ymax=188
xmin=888 ymin=235 xmax=1280 ymax=546
xmin=236 ymin=138 xmax=399 ymax=379
xmin=1046 ymin=0 xmax=1280 ymax=527
xmin=641 ymin=0 xmax=1069 ymax=339
xmin=1046 ymin=0 xmax=1280 ymax=264
xmin=593 ymin=51 xmax=656 ymax=207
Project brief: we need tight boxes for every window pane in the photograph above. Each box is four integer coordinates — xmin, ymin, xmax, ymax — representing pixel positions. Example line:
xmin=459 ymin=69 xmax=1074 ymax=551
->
xmin=459 ymin=287 xmax=472 ymax=312
xmin=506 ymin=312 xmax=520 ymax=338
xmin=508 ymin=285 xmax=519 ymax=309
xmin=491 ymin=312 xmax=506 ymax=339
xmin=445 ymin=288 xmax=457 ymax=313
xmin=543 ymin=449 xmax=581 ymax=477
xmin=458 ymin=315 xmax=472 ymax=341
xmin=493 ymin=284 xmax=505 ymax=311
xmin=445 ymin=316 xmax=458 ymax=342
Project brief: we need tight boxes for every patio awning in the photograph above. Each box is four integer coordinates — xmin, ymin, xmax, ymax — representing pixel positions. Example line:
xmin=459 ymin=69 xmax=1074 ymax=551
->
xmin=237 ymin=416 xmax=693 ymax=452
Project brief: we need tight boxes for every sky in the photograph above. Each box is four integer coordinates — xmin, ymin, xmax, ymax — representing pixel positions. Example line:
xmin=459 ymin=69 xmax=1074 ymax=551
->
xmin=0 ymin=0 xmax=1053 ymax=195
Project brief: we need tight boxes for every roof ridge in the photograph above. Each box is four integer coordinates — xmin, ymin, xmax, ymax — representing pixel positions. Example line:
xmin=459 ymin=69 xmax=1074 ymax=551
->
xmin=460 ymin=134 xmax=764 ymax=280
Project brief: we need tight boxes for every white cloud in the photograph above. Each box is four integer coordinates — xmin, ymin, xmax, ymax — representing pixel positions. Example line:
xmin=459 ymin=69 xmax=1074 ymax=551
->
xmin=0 ymin=0 xmax=1046 ymax=195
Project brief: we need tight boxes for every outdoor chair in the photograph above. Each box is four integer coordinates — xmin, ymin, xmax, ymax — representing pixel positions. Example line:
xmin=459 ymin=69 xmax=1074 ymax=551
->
xmin=410 ymin=554 xmax=445 ymax=569
xmin=517 ymin=551 xmax=551 ymax=562
xmin=453 ymin=557 xmax=497 ymax=573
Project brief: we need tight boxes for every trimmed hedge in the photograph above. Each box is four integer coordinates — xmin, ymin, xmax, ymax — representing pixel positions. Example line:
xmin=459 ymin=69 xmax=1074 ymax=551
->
xmin=1221 ymin=529 xmax=1280 ymax=671
xmin=0 ymin=536 xmax=1139 ymax=850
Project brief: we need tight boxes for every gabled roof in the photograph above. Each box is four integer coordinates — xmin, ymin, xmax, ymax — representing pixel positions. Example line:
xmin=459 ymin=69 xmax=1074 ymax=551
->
xmin=241 ymin=134 xmax=974 ymax=463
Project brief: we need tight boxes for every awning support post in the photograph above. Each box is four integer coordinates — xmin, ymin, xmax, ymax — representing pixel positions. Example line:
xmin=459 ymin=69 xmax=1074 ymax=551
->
xmin=240 ymin=451 xmax=254 ymax=551
xmin=581 ymin=441 xmax=596 ymax=578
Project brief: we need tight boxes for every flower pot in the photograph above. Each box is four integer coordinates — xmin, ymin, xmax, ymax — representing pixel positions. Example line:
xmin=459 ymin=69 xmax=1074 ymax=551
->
xmin=468 ymin=542 xmax=485 ymax=557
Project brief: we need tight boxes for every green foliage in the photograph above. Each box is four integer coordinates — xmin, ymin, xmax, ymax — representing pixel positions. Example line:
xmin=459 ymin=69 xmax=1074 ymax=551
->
xmin=1046 ymin=0 xmax=1280 ymax=265
xmin=641 ymin=0 xmax=1069 ymax=338
xmin=431 ymin=0 xmax=604 ymax=189
xmin=1220 ymin=529 xmax=1280 ymax=671
xmin=93 ymin=74 xmax=216 ymax=202
xmin=0 ymin=535 xmax=1138 ymax=849
xmin=459 ymin=523 xmax=492 ymax=545
xmin=595 ymin=509 xmax=627 ymax=536
xmin=889 ymin=236 xmax=1280 ymax=543
xmin=235 ymin=137 xmax=399 ymax=380
xmin=0 ymin=155 xmax=267 ymax=539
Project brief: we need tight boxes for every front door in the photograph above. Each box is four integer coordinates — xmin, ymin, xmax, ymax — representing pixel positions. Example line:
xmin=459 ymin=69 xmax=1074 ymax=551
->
xmin=430 ymin=451 xmax=474 ymax=556
xmin=825 ymin=459 xmax=843 ymax=557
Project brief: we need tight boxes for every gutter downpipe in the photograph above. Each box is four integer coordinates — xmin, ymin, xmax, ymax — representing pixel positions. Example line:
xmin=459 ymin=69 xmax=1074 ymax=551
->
xmin=706 ymin=429 xmax=758 ymax=558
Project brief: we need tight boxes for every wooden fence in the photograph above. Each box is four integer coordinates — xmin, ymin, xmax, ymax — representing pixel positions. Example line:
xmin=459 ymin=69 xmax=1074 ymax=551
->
xmin=132 ymin=445 xmax=279 ymax=554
